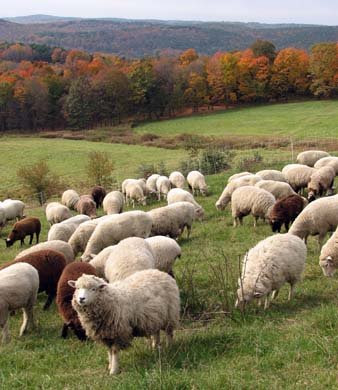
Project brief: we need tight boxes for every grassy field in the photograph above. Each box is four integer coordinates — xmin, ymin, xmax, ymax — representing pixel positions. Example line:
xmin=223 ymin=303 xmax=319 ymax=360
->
xmin=1 ymin=129 xmax=338 ymax=388
xmin=136 ymin=100 xmax=338 ymax=139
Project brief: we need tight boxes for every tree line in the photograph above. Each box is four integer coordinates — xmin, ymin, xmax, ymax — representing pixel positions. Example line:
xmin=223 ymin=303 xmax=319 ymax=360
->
xmin=0 ymin=40 xmax=337 ymax=131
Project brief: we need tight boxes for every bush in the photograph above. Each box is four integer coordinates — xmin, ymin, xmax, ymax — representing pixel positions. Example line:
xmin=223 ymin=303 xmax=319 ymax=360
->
xmin=136 ymin=160 xmax=168 ymax=178
xmin=86 ymin=151 xmax=116 ymax=188
xmin=236 ymin=151 xmax=263 ymax=172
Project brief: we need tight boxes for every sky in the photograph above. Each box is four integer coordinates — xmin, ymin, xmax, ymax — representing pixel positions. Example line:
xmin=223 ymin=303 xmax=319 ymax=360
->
xmin=2 ymin=0 xmax=338 ymax=25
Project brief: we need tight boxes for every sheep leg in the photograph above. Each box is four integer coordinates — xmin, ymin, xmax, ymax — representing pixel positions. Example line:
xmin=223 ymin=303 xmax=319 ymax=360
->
xmin=186 ymin=225 xmax=191 ymax=239
xmin=29 ymin=234 xmax=33 ymax=245
xmin=233 ymin=218 xmax=237 ymax=228
xmin=20 ymin=305 xmax=34 ymax=336
xmin=43 ymin=293 xmax=55 ymax=310
xmin=151 ymin=331 xmax=161 ymax=349
xmin=271 ymin=290 xmax=279 ymax=300
xmin=20 ymin=238 xmax=25 ymax=246
xmin=253 ymin=216 xmax=258 ymax=228
xmin=108 ymin=347 xmax=120 ymax=375
xmin=61 ymin=323 xmax=69 ymax=338
xmin=0 ymin=307 xmax=10 ymax=344
xmin=288 ymin=283 xmax=295 ymax=301
xmin=36 ymin=232 xmax=40 ymax=244
xmin=264 ymin=293 xmax=271 ymax=310
xmin=166 ymin=326 xmax=174 ymax=347
xmin=284 ymin=222 xmax=289 ymax=232
xmin=318 ymin=235 xmax=325 ymax=250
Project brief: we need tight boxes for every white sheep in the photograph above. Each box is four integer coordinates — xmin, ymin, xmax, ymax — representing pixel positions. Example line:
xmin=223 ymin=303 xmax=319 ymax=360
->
xmin=70 ymin=270 xmax=180 ymax=375
xmin=0 ymin=262 xmax=39 ymax=344
xmin=307 ymin=165 xmax=335 ymax=201
xmin=169 ymin=171 xmax=186 ymax=189
xmin=89 ymin=246 xmax=115 ymax=278
xmin=46 ymin=202 xmax=72 ymax=225
xmin=231 ymin=186 xmax=276 ymax=227
xmin=103 ymin=191 xmax=124 ymax=215
xmin=146 ymin=174 xmax=160 ymax=195
xmin=256 ymin=169 xmax=286 ymax=182
xmin=255 ymin=180 xmax=296 ymax=200
xmin=125 ymin=183 xmax=146 ymax=207
xmin=0 ymin=204 xmax=6 ymax=230
xmin=296 ymin=150 xmax=330 ymax=167
xmin=314 ymin=156 xmax=338 ymax=175
xmin=122 ymin=179 xmax=147 ymax=200
xmin=2 ymin=199 xmax=25 ymax=222
xmin=156 ymin=176 xmax=171 ymax=200
xmin=228 ymin=172 xmax=253 ymax=183
xmin=167 ymin=188 xmax=204 ymax=220
xmin=236 ymin=234 xmax=306 ymax=309
xmin=61 ymin=189 xmax=80 ymax=210
xmin=47 ymin=215 xmax=91 ymax=242
xmin=146 ymin=236 xmax=181 ymax=275
xmin=81 ymin=211 xmax=153 ymax=262
xmin=289 ymin=194 xmax=338 ymax=248
xmin=282 ymin=164 xmax=315 ymax=193
xmin=61 ymin=214 xmax=91 ymax=226
xmin=319 ymin=226 xmax=338 ymax=277
xmin=187 ymin=171 xmax=208 ymax=195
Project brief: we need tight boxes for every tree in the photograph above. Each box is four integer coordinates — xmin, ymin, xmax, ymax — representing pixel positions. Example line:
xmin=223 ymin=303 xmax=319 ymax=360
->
xmin=86 ymin=151 xmax=115 ymax=188
xmin=179 ymin=49 xmax=198 ymax=66
xmin=251 ymin=40 xmax=276 ymax=63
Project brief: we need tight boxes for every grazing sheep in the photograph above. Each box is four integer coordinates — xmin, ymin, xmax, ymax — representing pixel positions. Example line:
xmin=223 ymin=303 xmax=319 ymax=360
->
xmin=289 ymin=194 xmax=338 ymax=248
xmin=319 ymin=226 xmax=338 ymax=277
xmin=61 ymin=190 xmax=80 ymax=210
xmin=5 ymin=217 xmax=41 ymax=247
xmin=61 ymin=215 xmax=91 ymax=226
xmin=268 ymin=194 xmax=306 ymax=233
xmin=167 ymin=188 xmax=204 ymax=220
xmin=146 ymin=236 xmax=181 ymax=276
xmin=0 ymin=205 xmax=5 ymax=230
xmin=169 ymin=171 xmax=186 ymax=189
xmin=236 ymin=234 xmax=306 ymax=309
xmin=0 ymin=263 xmax=39 ymax=344
xmin=228 ymin=172 xmax=253 ymax=183
xmin=56 ymin=262 xmax=97 ymax=341
xmin=70 ymin=270 xmax=180 ymax=375
xmin=75 ymin=195 xmax=97 ymax=219
xmin=16 ymin=240 xmax=75 ymax=264
xmin=307 ymin=166 xmax=335 ymax=201
xmin=215 ymin=175 xmax=262 ymax=210
xmin=91 ymin=186 xmax=106 ymax=208
xmin=125 ymin=183 xmax=146 ymax=207
xmin=46 ymin=202 xmax=72 ymax=225
xmin=81 ymin=211 xmax=153 ymax=262
xmin=1 ymin=250 xmax=66 ymax=310
xmin=256 ymin=170 xmax=286 ymax=182
xmin=187 ymin=171 xmax=208 ymax=196
xmin=148 ymin=202 xmax=195 ymax=239
xmin=283 ymin=165 xmax=315 ymax=193
xmin=122 ymin=179 xmax=147 ymax=200
xmin=2 ymin=199 xmax=25 ymax=222
xmin=48 ymin=222 xmax=78 ymax=242
xmin=231 ymin=186 xmax=276 ymax=227
xmin=89 ymin=246 xmax=115 ymax=277
xmin=255 ymin=180 xmax=296 ymax=200
xmin=103 ymin=191 xmax=124 ymax=215
xmin=297 ymin=150 xmax=330 ymax=167
xmin=314 ymin=156 xmax=338 ymax=175
xmin=146 ymin=174 xmax=160 ymax=195
xmin=156 ymin=176 xmax=171 ymax=200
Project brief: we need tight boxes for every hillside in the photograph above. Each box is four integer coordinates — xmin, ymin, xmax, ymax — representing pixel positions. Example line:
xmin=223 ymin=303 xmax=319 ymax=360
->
xmin=0 ymin=16 xmax=337 ymax=57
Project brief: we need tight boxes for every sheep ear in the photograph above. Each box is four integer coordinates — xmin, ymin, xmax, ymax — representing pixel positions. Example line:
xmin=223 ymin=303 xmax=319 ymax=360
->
xmin=68 ymin=280 xmax=76 ymax=288
xmin=98 ymin=284 xmax=106 ymax=291
xmin=89 ymin=253 xmax=96 ymax=259
xmin=326 ymin=256 xmax=333 ymax=264
xmin=254 ymin=292 xmax=263 ymax=298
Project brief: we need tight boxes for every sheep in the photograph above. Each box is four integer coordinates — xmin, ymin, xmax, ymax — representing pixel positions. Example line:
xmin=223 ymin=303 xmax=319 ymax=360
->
xmin=125 ymin=183 xmax=146 ymax=208
xmin=187 ymin=171 xmax=208 ymax=196
xmin=156 ymin=176 xmax=171 ymax=200
xmin=268 ymin=194 xmax=306 ymax=233
xmin=89 ymin=246 xmax=115 ymax=277
xmin=2 ymin=199 xmax=25 ymax=222
xmin=146 ymin=236 xmax=181 ymax=276
xmin=228 ymin=172 xmax=253 ymax=183
xmin=296 ymin=150 xmax=330 ymax=167
xmin=103 ymin=191 xmax=124 ymax=215
xmin=46 ymin=202 xmax=72 ymax=225
xmin=61 ymin=190 xmax=80 ymax=210
xmin=91 ymin=186 xmax=106 ymax=208
xmin=319 ymin=226 xmax=338 ymax=277
xmin=148 ymin=202 xmax=195 ymax=239
xmin=289 ymin=194 xmax=338 ymax=248
xmin=70 ymin=270 xmax=180 ymax=375
xmin=215 ymin=175 xmax=262 ymax=210
xmin=0 ymin=204 xmax=5 ymax=230
xmin=81 ymin=211 xmax=153 ymax=262
xmin=75 ymin=195 xmax=97 ymax=219
xmin=104 ymin=237 xmax=156 ymax=283
xmin=61 ymin=214 xmax=91 ymax=226
xmin=0 ymin=263 xmax=39 ymax=344
xmin=48 ymin=222 xmax=78 ymax=242
xmin=231 ymin=186 xmax=276 ymax=227
xmin=256 ymin=170 xmax=286 ymax=182
xmin=236 ymin=234 xmax=306 ymax=309
xmin=56 ymin=262 xmax=97 ymax=341
xmin=314 ymin=156 xmax=338 ymax=175
xmin=122 ymin=179 xmax=147 ymax=200
xmin=283 ymin=164 xmax=315 ymax=193
xmin=307 ymin=166 xmax=335 ymax=201
xmin=255 ymin=180 xmax=296 ymax=200
xmin=5 ymin=217 xmax=41 ymax=247
xmin=146 ymin=174 xmax=160 ymax=195
xmin=1 ymin=250 xmax=67 ymax=310
xmin=167 ymin=188 xmax=204 ymax=220
xmin=169 ymin=171 xmax=186 ymax=189
xmin=16 ymin=240 xmax=74 ymax=264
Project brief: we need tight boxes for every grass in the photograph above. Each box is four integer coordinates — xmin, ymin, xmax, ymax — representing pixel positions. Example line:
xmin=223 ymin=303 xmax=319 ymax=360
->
xmin=136 ymin=100 xmax=338 ymax=139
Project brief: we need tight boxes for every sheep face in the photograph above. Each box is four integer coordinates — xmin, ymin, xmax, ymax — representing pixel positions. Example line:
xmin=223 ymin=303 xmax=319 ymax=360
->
xmin=269 ymin=219 xmax=282 ymax=233
xmin=307 ymin=191 xmax=316 ymax=202
xmin=319 ymin=257 xmax=336 ymax=277
xmin=5 ymin=237 xmax=14 ymax=247
xmin=195 ymin=207 xmax=205 ymax=221
xmin=69 ymin=274 xmax=106 ymax=306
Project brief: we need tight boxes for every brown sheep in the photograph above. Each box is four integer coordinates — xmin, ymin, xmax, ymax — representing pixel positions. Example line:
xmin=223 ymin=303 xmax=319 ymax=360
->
xmin=268 ymin=194 xmax=305 ymax=233
xmin=5 ymin=217 xmax=41 ymax=248
xmin=91 ymin=186 xmax=106 ymax=208
xmin=0 ymin=250 xmax=66 ymax=310
xmin=56 ymin=262 xmax=97 ymax=341
xmin=75 ymin=195 xmax=97 ymax=218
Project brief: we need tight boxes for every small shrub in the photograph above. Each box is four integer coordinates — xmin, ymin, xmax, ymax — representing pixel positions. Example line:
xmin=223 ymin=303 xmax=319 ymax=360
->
xmin=136 ymin=160 xmax=169 ymax=179
xmin=236 ymin=151 xmax=263 ymax=172
xmin=86 ymin=151 xmax=116 ymax=188
xmin=182 ymin=134 xmax=203 ymax=158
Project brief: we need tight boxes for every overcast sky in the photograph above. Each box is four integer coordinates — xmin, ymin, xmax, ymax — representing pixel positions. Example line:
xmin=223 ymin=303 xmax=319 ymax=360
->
xmin=2 ymin=0 xmax=338 ymax=25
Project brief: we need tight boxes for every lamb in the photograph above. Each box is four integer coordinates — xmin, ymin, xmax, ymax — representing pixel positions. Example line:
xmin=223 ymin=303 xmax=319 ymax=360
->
xmin=228 ymin=172 xmax=253 ymax=183
xmin=0 ymin=263 xmax=39 ymax=344
xmin=319 ymin=226 xmax=338 ymax=277
xmin=148 ymin=202 xmax=195 ymax=239
xmin=167 ymin=188 xmax=204 ymax=220
xmin=169 ymin=171 xmax=186 ymax=189
xmin=236 ymin=234 xmax=306 ymax=309
xmin=283 ymin=164 xmax=315 ymax=193
xmin=104 ymin=237 xmax=156 ymax=283
xmin=156 ymin=176 xmax=171 ymax=200
xmin=146 ymin=236 xmax=181 ymax=276
xmin=0 ymin=250 xmax=66 ymax=310
xmin=231 ymin=186 xmax=276 ymax=227
xmin=314 ymin=156 xmax=338 ymax=175
xmin=56 ymin=262 xmax=97 ymax=341
xmin=61 ymin=190 xmax=80 ymax=210
xmin=255 ymin=180 xmax=296 ymax=200
xmin=297 ymin=150 xmax=330 ymax=167
xmin=70 ymin=270 xmax=180 ymax=375
xmin=91 ymin=186 xmax=106 ymax=208
xmin=5 ymin=217 xmax=41 ymax=247
xmin=289 ymin=194 xmax=338 ymax=248
xmin=2 ymin=199 xmax=25 ymax=222
xmin=307 ymin=166 xmax=335 ymax=201
xmin=16 ymin=240 xmax=75 ymax=264
xmin=256 ymin=170 xmax=286 ymax=182
xmin=146 ymin=174 xmax=160 ymax=195
xmin=125 ymin=183 xmax=146 ymax=207
xmin=103 ymin=191 xmax=124 ymax=215
xmin=46 ymin=202 xmax=72 ymax=225
xmin=268 ymin=194 xmax=305 ymax=233
xmin=215 ymin=175 xmax=262 ymax=210
xmin=187 ymin=170 xmax=208 ymax=196
xmin=89 ymin=246 xmax=115 ymax=277
xmin=81 ymin=211 xmax=153 ymax=262
xmin=75 ymin=195 xmax=97 ymax=219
